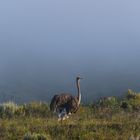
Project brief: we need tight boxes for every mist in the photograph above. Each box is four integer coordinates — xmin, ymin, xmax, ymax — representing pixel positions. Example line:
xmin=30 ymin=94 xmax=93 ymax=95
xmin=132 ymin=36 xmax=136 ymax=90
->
xmin=0 ymin=0 xmax=140 ymax=103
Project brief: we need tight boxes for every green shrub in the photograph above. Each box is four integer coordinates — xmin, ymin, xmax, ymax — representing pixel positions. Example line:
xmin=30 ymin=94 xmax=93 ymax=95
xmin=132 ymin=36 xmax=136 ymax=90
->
xmin=126 ymin=89 xmax=136 ymax=99
xmin=98 ymin=97 xmax=118 ymax=107
xmin=121 ymin=89 xmax=140 ymax=111
xmin=23 ymin=102 xmax=49 ymax=117
xmin=121 ymin=101 xmax=133 ymax=111
xmin=0 ymin=101 xmax=49 ymax=118
xmin=0 ymin=101 xmax=19 ymax=118
xmin=23 ymin=132 xmax=48 ymax=140
xmin=136 ymin=93 xmax=140 ymax=99
xmin=15 ymin=105 xmax=25 ymax=116
xmin=81 ymin=132 xmax=95 ymax=140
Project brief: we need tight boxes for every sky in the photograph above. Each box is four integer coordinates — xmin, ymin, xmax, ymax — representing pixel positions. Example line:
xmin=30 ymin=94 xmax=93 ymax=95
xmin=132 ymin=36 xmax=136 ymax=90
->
xmin=0 ymin=0 xmax=140 ymax=103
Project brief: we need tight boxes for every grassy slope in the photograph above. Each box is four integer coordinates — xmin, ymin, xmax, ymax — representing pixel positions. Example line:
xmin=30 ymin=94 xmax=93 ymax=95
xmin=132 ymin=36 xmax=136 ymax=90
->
xmin=0 ymin=90 xmax=140 ymax=140
xmin=0 ymin=107 xmax=140 ymax=140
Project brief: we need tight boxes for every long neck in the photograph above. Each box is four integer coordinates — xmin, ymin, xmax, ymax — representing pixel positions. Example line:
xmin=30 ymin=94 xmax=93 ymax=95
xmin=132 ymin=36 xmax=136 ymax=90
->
xmin=76 ymin=79 xmax=81 ymax=105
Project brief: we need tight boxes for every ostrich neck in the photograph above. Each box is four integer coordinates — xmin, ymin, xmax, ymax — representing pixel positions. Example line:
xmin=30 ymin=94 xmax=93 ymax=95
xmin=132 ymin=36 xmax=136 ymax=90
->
xmin=76 ymin=79 xmax=81 ymax=105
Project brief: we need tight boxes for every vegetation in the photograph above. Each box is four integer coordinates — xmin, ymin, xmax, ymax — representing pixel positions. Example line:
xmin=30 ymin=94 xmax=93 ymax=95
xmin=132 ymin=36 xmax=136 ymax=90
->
xmin=0 ymin=89 xmax=140 ymax=140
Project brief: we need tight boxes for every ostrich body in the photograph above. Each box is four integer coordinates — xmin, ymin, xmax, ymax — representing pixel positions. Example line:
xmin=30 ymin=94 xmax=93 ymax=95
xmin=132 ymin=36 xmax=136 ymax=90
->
xmin=50 ymin=77 xmax=82 ymax=120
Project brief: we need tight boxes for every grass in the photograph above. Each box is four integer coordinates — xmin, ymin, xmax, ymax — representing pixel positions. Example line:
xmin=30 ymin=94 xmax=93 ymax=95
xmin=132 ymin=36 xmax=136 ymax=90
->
xmin=0 ymin=89 xmax=140 ymax=140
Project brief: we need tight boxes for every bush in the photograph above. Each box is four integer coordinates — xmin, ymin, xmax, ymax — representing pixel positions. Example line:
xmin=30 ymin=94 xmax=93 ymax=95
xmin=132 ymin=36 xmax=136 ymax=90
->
xmin=126 ymin=89 xmax=136 ymax=99
xmin=121 ymin=89 xmax=140 ymax=111
xmin=136 ymin=93 xmax=140 ymax=99
xmin=23 ymin=132 xmax=48 ymax=140
xmin=0 ymin=101 xmax=49 ymax=118
xmin=98 ymin=97 xmax=118 ymax=107
xmin=0 ymin=101 xmax=19 ymax=118
xmin=120 ymin=101 xmax=133 ymax=111
xmin=81 ymin=132 xmax=95 ymax=140
xmin=23 ymin=102 xmax=49 ymax=117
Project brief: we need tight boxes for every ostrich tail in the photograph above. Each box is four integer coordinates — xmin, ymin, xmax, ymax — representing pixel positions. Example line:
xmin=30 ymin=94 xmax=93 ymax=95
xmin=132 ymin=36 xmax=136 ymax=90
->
xmin=50 ymin=95 xmax=59 ymax=112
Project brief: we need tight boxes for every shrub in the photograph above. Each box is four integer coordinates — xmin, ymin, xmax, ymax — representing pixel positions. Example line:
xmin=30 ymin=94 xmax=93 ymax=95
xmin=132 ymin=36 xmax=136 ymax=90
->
xmin=126 ymin=89 xmax=136 ymax=100
xmin=0 ymin=101 xmax=19 ymax=118
xmin=81 ymin=132 xmax=95 ymax=140
xmin=121 ymin=90 xmax=140 ymax=111
xmin=23 ymin=102 xmax=49 ymax=117
xmin=98 ymin=97 xmax=118 ymax=107
xmin=0 ymin=101 xmax=49 ymax=118
xmin=120 ymin=101 xmax=133 ymax=111
xmin=136 ymin=93 xmax=140 ymax=99
xmin=23 ymin=132 xmax=48 ymax=140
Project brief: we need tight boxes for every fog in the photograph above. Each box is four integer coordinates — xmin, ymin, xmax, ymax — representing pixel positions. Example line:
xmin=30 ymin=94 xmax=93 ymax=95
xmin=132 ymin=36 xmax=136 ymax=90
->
xmin=0 ymin=0 xmax=140 ymax=103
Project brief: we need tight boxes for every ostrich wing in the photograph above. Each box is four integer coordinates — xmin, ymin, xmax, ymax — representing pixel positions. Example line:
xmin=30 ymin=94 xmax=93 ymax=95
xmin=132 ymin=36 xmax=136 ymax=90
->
xmin=50 ymin=93 xmax=72 ymax=112
xmin=67 ymin=97 xmax=79 ymax=113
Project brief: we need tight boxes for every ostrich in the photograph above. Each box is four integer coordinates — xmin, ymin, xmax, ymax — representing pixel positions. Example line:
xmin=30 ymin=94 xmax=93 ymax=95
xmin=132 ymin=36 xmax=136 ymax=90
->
xmin=50 ymin=76 xmax=83 ymax=121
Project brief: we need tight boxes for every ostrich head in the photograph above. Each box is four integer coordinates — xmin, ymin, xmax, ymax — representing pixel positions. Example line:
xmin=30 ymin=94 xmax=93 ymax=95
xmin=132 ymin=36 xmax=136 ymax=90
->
xmin=76 ymin=76 xmax=83 ymax=81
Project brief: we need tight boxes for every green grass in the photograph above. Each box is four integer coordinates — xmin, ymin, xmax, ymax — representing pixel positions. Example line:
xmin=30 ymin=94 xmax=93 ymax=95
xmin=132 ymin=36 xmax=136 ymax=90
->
xmin=0 ymin=89 xmax=140 ymax=140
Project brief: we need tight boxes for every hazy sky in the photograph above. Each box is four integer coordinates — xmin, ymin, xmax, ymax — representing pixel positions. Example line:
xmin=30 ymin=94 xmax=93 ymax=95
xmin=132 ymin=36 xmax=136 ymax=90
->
xmin=0 ymin=1 xmax=140 ymax=103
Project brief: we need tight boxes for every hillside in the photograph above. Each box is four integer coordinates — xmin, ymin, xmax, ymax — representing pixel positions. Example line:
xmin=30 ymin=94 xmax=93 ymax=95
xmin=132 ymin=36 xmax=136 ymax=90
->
xmin=0 ymin=89 xmax=140 ymax=140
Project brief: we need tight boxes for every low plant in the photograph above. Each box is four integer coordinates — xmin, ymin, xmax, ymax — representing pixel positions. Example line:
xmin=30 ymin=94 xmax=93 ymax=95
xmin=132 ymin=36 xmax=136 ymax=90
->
xmin=23 ymin=132 xmax=49 ymax=140
xmin=23 ymin=102 xmax=49 ymax=117
xmin=0 ymin=101 xmax=19 ymax=118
